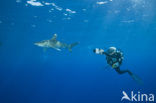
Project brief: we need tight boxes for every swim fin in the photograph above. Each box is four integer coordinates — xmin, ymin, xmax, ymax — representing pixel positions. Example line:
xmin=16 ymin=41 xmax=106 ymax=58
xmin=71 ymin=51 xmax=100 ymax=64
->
xmin=131 ymin=74 xmax=143 ymax=85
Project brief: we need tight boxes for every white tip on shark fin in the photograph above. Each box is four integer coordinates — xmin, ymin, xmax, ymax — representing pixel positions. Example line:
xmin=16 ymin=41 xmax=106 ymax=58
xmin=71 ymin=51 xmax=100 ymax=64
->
xmin=55 ymin=48 xmax=61 ymax=51
xmin=51 ymin=34 xmax=57 ymax=41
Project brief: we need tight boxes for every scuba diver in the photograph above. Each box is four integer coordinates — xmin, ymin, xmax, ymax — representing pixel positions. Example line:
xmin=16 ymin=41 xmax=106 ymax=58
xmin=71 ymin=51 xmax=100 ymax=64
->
xmin=93 ymin=47 xmax=142 ymax=84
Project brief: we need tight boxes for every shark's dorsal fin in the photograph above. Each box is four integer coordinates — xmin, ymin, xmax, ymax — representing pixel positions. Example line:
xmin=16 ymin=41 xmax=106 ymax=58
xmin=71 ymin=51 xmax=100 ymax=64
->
xmin=51 ymin=34 xmax=57 ymax=41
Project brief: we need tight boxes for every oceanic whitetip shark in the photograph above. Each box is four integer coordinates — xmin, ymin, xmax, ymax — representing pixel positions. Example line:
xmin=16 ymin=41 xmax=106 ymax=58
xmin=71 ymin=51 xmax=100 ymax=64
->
xmin=34 ymin=34 xmax=79 ymax=52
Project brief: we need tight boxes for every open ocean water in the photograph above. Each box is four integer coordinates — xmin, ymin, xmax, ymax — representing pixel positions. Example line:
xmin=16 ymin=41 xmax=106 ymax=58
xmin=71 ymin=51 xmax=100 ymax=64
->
xmin=0 ymin=0 xmax=156 ymax=103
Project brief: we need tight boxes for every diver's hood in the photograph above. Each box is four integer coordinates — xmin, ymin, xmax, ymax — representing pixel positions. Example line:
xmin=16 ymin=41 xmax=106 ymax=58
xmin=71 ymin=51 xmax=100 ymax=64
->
xmin=107 ymin=47 xmax=117 ymax=55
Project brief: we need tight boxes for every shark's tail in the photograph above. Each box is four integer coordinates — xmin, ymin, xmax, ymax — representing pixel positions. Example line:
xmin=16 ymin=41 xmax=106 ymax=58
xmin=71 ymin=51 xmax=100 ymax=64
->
xmin=68 ymin=42 xmax=79 ymax=52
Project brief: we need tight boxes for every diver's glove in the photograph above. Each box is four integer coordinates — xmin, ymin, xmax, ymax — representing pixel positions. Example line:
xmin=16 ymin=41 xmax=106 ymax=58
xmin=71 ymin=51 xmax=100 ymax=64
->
xmin=93 ymin=48 xmax=104 ymax=55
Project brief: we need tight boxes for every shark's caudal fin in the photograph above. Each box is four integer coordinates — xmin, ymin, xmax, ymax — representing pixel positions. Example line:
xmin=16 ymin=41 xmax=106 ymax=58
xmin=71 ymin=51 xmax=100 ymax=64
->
xmin=68 ymin=42 xmax=79 ymax=52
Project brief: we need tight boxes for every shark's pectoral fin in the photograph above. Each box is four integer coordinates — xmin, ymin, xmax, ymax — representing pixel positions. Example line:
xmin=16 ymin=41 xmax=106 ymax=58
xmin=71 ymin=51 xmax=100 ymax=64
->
xmin=43 ymin=48 xmax=47 ymax=52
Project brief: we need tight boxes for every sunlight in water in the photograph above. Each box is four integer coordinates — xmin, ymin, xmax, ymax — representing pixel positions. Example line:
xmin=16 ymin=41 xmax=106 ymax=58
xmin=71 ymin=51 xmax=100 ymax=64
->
xmin=131 ymin=0 xmax=142 ymax=4
xmin=131 ymin=0 xmax=145 ymax=6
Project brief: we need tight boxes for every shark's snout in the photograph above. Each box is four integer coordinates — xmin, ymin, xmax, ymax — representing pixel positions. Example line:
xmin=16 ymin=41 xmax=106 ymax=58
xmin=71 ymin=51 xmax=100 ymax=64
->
xmin=34 ymin=42 xmax=39 ymax=46
xmin=34 ymin=42 xmax=37 ymax=45
xmin=34 ymin=42 xmax=43 ymax=47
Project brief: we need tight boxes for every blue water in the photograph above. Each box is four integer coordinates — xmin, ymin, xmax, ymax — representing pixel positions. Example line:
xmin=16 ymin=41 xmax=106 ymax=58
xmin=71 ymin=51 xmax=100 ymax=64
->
xmin=0 ymin=0 xmax=156 ymax=103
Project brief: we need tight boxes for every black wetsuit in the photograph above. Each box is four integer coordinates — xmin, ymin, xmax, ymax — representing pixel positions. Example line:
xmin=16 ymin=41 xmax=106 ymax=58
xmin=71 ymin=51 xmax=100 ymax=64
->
xmin=104 ymin=50 xmax=132 ymax=75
